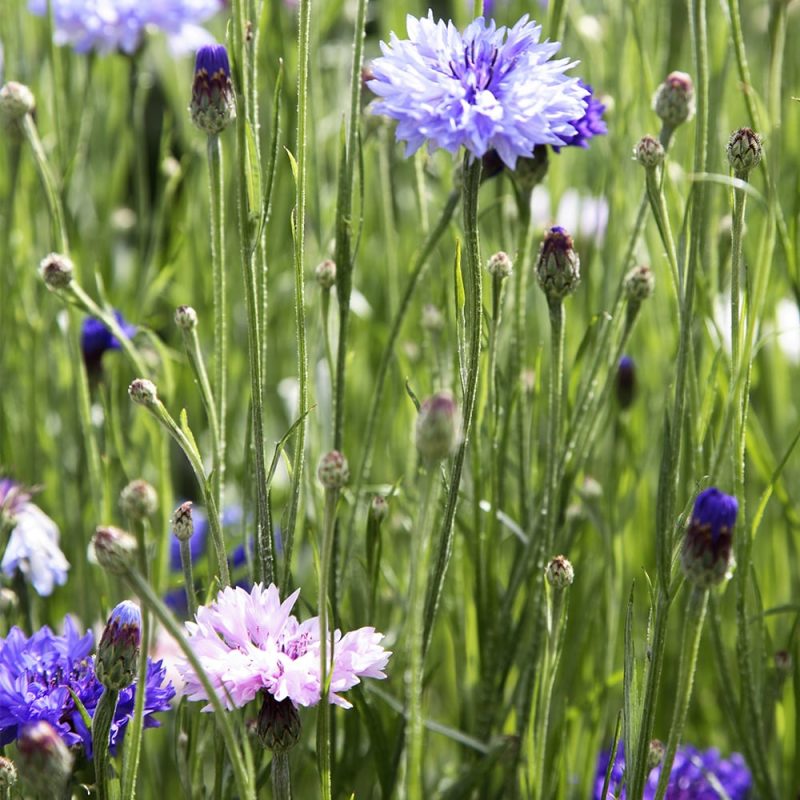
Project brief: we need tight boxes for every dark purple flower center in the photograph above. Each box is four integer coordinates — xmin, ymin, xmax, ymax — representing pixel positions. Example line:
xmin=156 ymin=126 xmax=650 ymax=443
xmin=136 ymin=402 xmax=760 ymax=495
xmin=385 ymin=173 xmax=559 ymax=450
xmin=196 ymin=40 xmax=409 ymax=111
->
xmin=449 ymin=40 xmax=501 ymax=102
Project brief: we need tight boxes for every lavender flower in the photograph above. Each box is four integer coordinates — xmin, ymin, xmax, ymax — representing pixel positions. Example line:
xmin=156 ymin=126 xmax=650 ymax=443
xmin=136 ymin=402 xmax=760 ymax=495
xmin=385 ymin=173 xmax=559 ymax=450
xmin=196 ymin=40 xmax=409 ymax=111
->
xmin=80 ymin=310 xmax=137 ymax=372
xmin=368 ymin=13 xmax=588 ymax=168
xmin=27 ymin=0 xmax=225 ymax=56
xmin=0 ymin=618 xmax=174 ymax=757
xmin=178 ymin=583 xmax=391 ymax=710
xmin=551 ymin=80 xmax=607 ymax=151
xmin=0 ymin=479 xmax=69 ymax=597
xmin=593 ymin=740 xmax=752 ymax=799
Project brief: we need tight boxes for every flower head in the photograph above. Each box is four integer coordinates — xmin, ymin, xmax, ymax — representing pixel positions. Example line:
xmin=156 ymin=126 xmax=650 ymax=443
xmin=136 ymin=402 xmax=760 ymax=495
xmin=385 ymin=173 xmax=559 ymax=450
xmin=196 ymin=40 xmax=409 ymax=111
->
xmin=0 ymin=618 xmax=174 ymax=757
xmin=681 ymin=487 xmax=738 ymax=587
xmin=80 ymin=311 xmax=136 ymax=372
xmin=27 ymin=0 xmax=225 ymax=56
xmin=551 ymin=80 xmax=606 ymax=151
xmin=368 ymin=13 xmax=589 ymax=169
xmin=1 ymin=481 xmax=69 ymax=597
xmin=178 ymin=583 xmax=391 ymax=711
xmin=593 ymin=740 xmax=752 ymax=799
xmin=190 ymin=43 xmax=236 ymax=135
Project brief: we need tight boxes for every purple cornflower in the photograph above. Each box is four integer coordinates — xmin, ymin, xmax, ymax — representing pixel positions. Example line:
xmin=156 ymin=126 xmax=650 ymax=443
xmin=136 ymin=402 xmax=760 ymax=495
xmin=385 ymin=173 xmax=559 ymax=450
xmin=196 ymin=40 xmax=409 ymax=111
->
xmin=27 ymin=0 xmax=225 ymax=56
xmin=551 ymin=80 xmax=606 ymax=151
xmin=1 ymin=478 xmax=69 ymax=597
xmin=178 ymin=583 xmax=391 ymax=710
xmin=80 ymin=310 xmax=137 ymax=372
xmin=681 ymin=487 xmax=738 ymax=588
xmin=368 ymin=13 xmax=589 ymax=169
xmin=0 ymin=618 xmax=174 ymax=757
xmin=593 ymin=741 xmax=752 ymax=799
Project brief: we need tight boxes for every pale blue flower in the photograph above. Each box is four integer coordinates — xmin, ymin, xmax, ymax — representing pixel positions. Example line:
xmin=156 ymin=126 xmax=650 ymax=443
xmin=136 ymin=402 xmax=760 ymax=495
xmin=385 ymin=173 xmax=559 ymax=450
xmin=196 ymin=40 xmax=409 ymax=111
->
xmin=28 ymin=0 xmax=224 ymax=56
xmin=368 ymin=13 xmax=588 ymax=169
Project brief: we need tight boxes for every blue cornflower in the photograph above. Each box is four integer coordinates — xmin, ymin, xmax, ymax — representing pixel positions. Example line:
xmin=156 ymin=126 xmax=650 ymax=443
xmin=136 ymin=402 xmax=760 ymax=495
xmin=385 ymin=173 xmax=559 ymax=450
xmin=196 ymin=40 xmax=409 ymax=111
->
xmin=27 ymin=0 xmax=224 ymax=56
xmin=80 ymin=310 xmax=137 ymax=371
xmin=0 ymin=618 xmax=174 ymax=757
xmin=551 ymin=80 xmax=607 ymax=151
xmin=190 ymin=43 xmax=236 ymax=134
xmin=368 ymin=13 xmax=589 ymax=169
xmin=681 ymin=487 xmax=738 ymax=588
xmin=593 ymin=741 xmax=752 ymax=799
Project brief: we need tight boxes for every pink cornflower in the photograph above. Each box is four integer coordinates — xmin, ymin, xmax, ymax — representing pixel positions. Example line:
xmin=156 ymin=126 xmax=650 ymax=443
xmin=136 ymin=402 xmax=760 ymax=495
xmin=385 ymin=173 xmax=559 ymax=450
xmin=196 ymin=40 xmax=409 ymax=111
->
xmin=178 ymin=584 xmax=391 ymax=711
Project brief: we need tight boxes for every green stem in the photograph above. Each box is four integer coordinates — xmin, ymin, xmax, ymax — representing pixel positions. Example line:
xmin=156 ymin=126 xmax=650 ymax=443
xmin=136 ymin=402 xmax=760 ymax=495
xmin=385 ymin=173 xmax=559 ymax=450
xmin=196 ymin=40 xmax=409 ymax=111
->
xmin=317 ymin=488 xmax=338 ymax=800
xmin=207 ymin=134 xmax=227 ymax=512
xmin=180 ymin=539 xmax=199 ymax=618
xmin=407 ymin=471 xmax=438 ymax=800
xmin=283 ymin=0 xmax=311 ymax=588
xmin=654 ymin=587 xmax=709 ymax=800
xmin=92 ymin=687 xmax=120 ymax=800
xmin=644 ymin=168 xmax=682 ymax=308
xmin=271 ymin=751 xmax=292 ymax=800
xmin=543 ymin=301 xmax=565 ymax=556
xmin=123 ymin=569 xmax=255 ymax=800
xmin=422 ymin=157 xmax=482 ymax=656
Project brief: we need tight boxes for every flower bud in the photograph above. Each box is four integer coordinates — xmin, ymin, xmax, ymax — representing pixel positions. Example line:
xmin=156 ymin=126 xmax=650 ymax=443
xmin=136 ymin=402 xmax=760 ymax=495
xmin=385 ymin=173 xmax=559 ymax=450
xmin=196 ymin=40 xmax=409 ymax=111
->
xmin=615 ymin=356 xmax=636 ymax=410
xmin=175 ymin=305 xmax=198 ymax=331
xmin=635 ymin=135 xmax=665 ymax=169
xmin=171 ymin=501 xmax=194 ymax=542
xmin=120 ymin=479 xmax=158 ymax=521
xmin=480 ymin=148 xmax=506 ymax=181
xmin=16 ymin=721 xmax=73 ymax=799
xmin=0 ymin=756 xmax=17 ymax=789
xmin=487 ymin=251 xmax=513 ymax=280
xmin=774 ymin=650 xmax=792 ymax=676
xmin=256 ymin=692 xmax=301 ymax=753
xmin=369 ymin=494 xmax=389 ymax=523
xmin=190 ymin=44 xmax=236 ymax=135
xmin=315 ymin=259 xmax=336 ymax=290
xmin=652 ymin=71 xmax=695 ymax=130
xmin=511 ymin=145 xmax=549 ymax=192
xmin=535 ymin=226 xmax=580 ymax=302
xmin=681 ymin=487 xmax=737 ymax=587
xmin=92 ymin=526 xmax=138 ymax=575
xmin=0 ymin=587 xmax=18 ymax=614
xmin=39 ymin=253 xmax=74 ymax=290
xmin=727 ymin=127 xmax=762 ymax=176
xmin=647 ymin=739 xmax=666 ymax=770
xmin=0 ymin=81 xmax=35 ymax=121
xmin=128 ymin=378 xmax=158 ymax=408
xmin=623 ymin=265 xmax=655 ymax=303
xmin=96 ymin=601 xmax=142 ymax=691
xmin=545 ymin=555 xmax=574 ymax=589
xmin=317 ymin=450 xmax=349 ymax=490
xmin=421 ymin=304 xmax=445 ymax=333
xmin=416 ymin=391 xmax=459 ymax=464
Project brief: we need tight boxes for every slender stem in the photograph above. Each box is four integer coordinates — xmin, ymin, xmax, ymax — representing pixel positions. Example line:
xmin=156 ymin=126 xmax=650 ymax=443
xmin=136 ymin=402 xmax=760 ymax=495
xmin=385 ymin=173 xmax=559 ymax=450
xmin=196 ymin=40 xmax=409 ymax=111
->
xmin=422 ymin=157 xmax=482 ymax=656
xmin=123 ymin=569 xmax=255 ymax=800
xmin=283 ymin=0 xmax=311 ymax=588
xmin=654 ymin=587 xmax=709 ymax=800
xmin=180 ymin=539 xmax=199 ymax=617
xmin=207 ymin=134 xmax=227 ymax=511
xmin=92 ymin=688 xmax=120 ymax=800
xmin=645 ymin=168 xmax=682 ymax=309
xmin=543 ymin=301 xmax=565 ymax=555
xmin=407 ymin=471 xmax=438 ymax=800
xmin=317 ymin=488 xmax=338 ymax=800
xmin=271 ymin=751 xmax=292 ymax=800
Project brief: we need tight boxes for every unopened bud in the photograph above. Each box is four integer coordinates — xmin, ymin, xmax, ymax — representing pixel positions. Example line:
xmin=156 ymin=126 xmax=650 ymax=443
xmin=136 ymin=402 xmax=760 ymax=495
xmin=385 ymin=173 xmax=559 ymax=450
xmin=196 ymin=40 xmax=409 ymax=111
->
xmin=39 ymin=253 xmax=74 ymax=290
xmin=369 ymin=494 xmax=389 ymax=523
xmin=0 ymin=756 xmax=16 ymax=789
xmin=315 ymin=259 xmax=336 ymax=290
xmin=120 ymin=479 xmax=157 ymax=521
xmin=416 ymin=391 xmax=459 ymax=464
xmin=511 ymin=145 xmax=549 ymax=192
xmin=647 ymin=739 xmax=665 ymax=770
xmin=257 ymin=693 xmax=301 ymax=752
xmin=774 ymin=650 xmax=792 ymax=676
xmin=190 ymin=44 xmax=236 ymax=135
xmin=16 ymin=721 xmax=73 ymax=799
xmin=128 ymin=378 xmax=158 ymax=408
xmin=653 ymin=71 xmax=695 ymax=130
xmin=92 ymin=526 xmax=138 ymax=575
xmin=623 ymin=265 xmax=655 ymax=303
xmin=535 ymin=226 xmax=580 ymax=302
xmin=0 ymin=587 xmax=19 ymax=614
xmin=681 ymin=487 xmax=737 ymax=587
xmin=175 ymin=305 xmax=198 ymax=331
xmin=487 ymin=251 xmax=513 ymax=279
xmin=171 ymin=501 xmax=194 ymax=542
xmin=727 ymin=127 xmax=762 ymax=176
xmin=317 ymin=451 xmax=349 ymax=490
xmin=635 ymin=135 xmax=665 ymax=169
xmin=0 ymin=81 xmax=35 ymax=121
xmin=545 ymin=555 xmax=574 ymax=589
xmin=615 ymin=356 xmax=636 ymax=410
xmin=97 ymin=601 xmax=142 ymax=691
